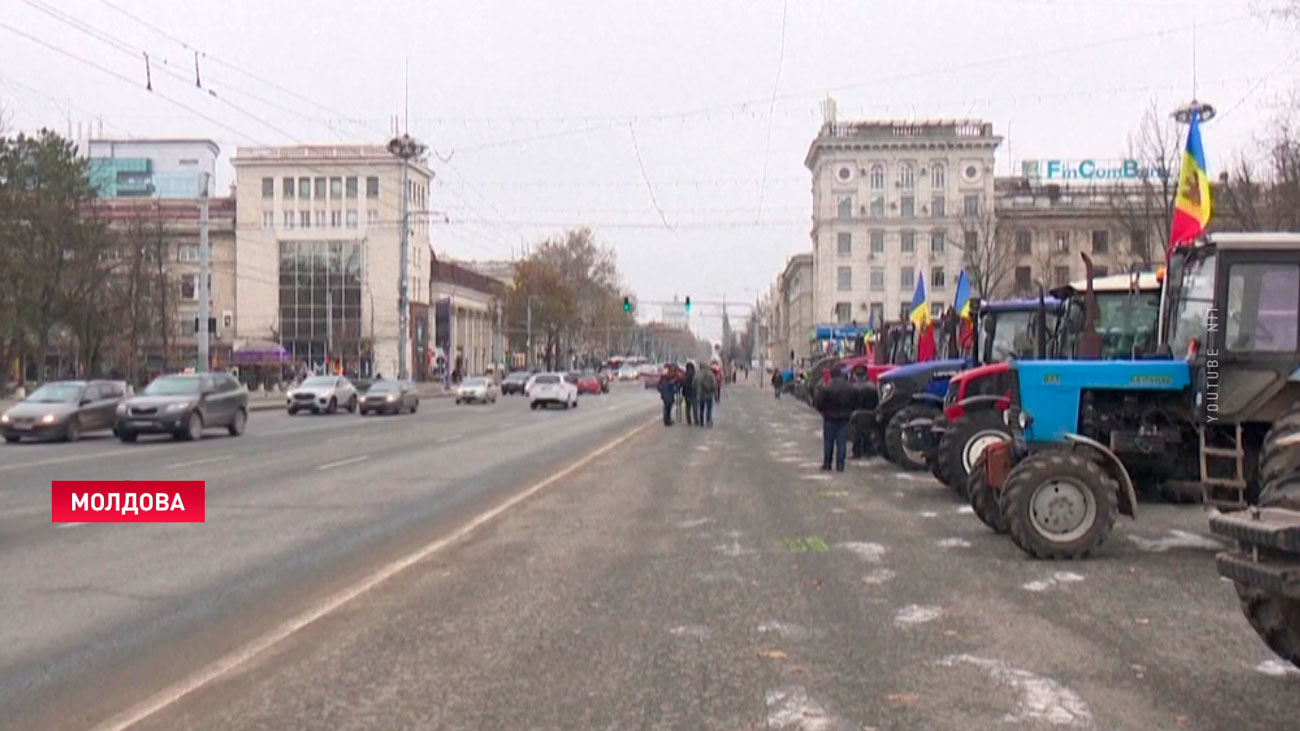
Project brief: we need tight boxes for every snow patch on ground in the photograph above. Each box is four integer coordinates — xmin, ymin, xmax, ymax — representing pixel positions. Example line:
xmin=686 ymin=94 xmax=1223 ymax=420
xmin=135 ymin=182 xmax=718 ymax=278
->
xmin=836 ymin=541 xmax=887 ymax=563
xmin=938 ymin=654 xmax=1094 ymax=727
xmin=920 ymin=511 xmax=939 ymax=518
xmin=956 ymin=505 xmax=975 ymax=515
xmin=937 ymin=537 xmax=972 ymax=548
xmin=677 ymin=517 xmax=713 ymax=529
xmin=863 ymin=568 xmax=897 ymax=585
xmin=765 ymin=685 xmax=857 ymax=731
xmin=1255 ymin=659 xmax=1300 ymax=677
xmin=894 ymin=605 xmax=943 ymax=626
xmin=693 ymin=571 xmax=745 ymax=583
xmin=758 ymin=621 xmax=824 ymax=642
xmin=830 ymin=507 xmax=847 ymax=514
xmin=1126 ymin=530 xmax=1224 ymax=552
xmin=668 ymin=624 xmax=711 ymax=639
xmin=1023 ymin=572 xmax=1087 ymax=592
xmin=802 ymin=474 xmax=833 ymax=481
xmin=713 ymin=539 xmax=756 ymax=557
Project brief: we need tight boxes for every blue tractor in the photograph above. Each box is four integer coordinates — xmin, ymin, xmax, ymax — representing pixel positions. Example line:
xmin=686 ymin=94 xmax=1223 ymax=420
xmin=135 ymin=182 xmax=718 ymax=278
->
xmin=980 ymin=233 xmax=1300 ymax=564
xmin=875 ymin=299 xmax=1058 ymax=471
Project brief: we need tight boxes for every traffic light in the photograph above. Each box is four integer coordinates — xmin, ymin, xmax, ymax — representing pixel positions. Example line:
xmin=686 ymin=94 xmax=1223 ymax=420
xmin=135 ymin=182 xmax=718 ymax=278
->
xmin=623 ymin=296 xmax=631 ymax=312
xmin=684 ymin=296 xmax=691 ymax=312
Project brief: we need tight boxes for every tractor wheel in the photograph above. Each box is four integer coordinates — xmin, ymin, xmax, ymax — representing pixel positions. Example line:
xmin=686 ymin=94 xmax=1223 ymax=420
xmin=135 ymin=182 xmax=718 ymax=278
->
xmin=1235 ymin=586 xmax=1300 ymax=670
xmin=928 ymin=447 xmax=955 ymax=490
xmin=1259 ymin=407 xmax=1300 ymax=511
xmin=884 ymin=405 xmax=939 ymax=471
xmin=1000 ymin=451 xmax=1118 ymax=560
xmin=968 ymin=451 xmax=1008 ymax=534
xmin=939 ymin=410 xmax=1012 ymax=499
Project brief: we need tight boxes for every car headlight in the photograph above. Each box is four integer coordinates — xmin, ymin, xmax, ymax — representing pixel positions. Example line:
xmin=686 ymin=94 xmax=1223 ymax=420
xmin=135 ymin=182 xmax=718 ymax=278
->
xmin=880 ymin=382 xmax=895 ymax=402
xmin=41 ymin=414 xmax=56 ymax=424
xmin=0 ymin=413 xmax=8 ymax=423
xmin=116 ymin=403 xmax=127 ymax=415
xmin=386 ymin=394 xmax=397 ymax=402
xmin=165 ymin=402 xmax=190 ymax=412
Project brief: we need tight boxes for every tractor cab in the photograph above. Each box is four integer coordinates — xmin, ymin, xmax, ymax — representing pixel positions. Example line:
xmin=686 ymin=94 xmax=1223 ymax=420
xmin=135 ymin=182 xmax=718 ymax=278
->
xmin=984 ymin=233 xmax=1300 ymax=560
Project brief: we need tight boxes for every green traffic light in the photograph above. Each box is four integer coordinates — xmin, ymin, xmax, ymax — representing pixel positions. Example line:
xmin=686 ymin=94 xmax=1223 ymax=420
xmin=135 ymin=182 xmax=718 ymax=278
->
xmin=623 ymin=297 xmax=631 ymax=312
xmin=684 ymin=296 xmax=691 ymax=312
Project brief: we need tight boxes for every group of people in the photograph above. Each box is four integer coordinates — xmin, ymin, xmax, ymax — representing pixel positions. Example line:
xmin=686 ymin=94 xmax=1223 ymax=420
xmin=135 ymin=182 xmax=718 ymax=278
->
xmin=657 ymin=360 xmax=723 ymax=427
xmin=812 ymin=368 xmax=878 ymax=472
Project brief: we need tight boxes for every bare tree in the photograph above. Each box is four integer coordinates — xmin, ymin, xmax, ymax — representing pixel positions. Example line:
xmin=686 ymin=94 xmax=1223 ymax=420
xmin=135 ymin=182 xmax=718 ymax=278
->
xmin=953 ymin=207 xmax=1016 ymax=299
xmin=1218 ymin=113 xmax=1300 ymax=232
xmin=1109 ymin=101 xmax=1180 ymax=269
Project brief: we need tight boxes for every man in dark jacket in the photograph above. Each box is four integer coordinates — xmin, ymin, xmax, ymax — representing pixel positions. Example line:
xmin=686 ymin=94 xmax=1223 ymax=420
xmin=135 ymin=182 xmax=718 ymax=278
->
xmin=657 ymin=366 xmax=678 ymax=426
xmin=771 ymin=369 xmax=783 ymax=398
xmin=813 ymin=368 xmax=857 ymax=471
xmin=680 ymin=362 xmax=697 ymax=426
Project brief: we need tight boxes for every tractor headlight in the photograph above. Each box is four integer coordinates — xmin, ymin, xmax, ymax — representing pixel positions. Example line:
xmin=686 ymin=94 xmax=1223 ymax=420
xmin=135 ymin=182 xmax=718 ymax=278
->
xmin=1018 ymin=411 xmax=1032 ymax=430
xmin=880 ymin=382 xmax=895 ymax=403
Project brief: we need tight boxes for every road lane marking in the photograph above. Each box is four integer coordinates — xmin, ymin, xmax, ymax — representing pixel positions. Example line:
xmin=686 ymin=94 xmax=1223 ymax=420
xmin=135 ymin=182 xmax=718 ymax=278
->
xmin=57 ymin=522 xmax=88 ymax=529
xmin=165 ymin=455 xmax=235 ymax=470
xmin=316 ymin=455 xmax=370 ymax=471
xmin=89 ymin=414 xmax=658 ymax=731
xmin=0 ymin=446 xmax=171 ymax=474
xmin=434 ymin=433 xmax=463 ymax=444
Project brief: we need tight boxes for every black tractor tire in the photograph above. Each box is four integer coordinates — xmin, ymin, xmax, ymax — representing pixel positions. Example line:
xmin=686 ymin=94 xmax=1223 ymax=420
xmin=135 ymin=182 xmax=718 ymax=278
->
xmin=968 ymin=451 xmax=1009 ymax=534
xmin=928 ymin=447 xmax=954 ymax=489
xmin=1000 ymin=451 xmax=1118 ymax=560
xmin=1235 ymin=586 xmax=1300 ymax=670
xmin=884 ymin=405 xmax=939 ymax=471
xmin=939 ymin=410 xmax=1012 ymax=499
xmin=1259 ymin=408 xmax=1300 ymax=511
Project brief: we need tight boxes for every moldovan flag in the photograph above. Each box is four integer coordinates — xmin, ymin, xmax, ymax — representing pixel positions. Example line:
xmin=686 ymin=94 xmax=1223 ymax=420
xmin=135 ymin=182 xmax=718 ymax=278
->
xmin=910 ymin=274 xmax=937 ymax=362
xmin=1168 ymin=110 xmax=1212 ymax=253
xmin=953 ymin=271 xmax=973 ymax=320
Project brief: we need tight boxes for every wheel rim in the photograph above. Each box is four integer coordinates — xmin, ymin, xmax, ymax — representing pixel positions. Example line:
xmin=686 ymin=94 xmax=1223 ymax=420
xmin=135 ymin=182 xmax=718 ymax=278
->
xmin=962 ymin=430 xmax=1009 ymax=474
xmin=1028 ymin=477 xmax=1097 ymax=543
xmin=901 ymin=434 xmax=926 ymax=465
xmin=67 ymin=421 xmax=79 ymax=440
xmin=189 ymin=414 xmax=202 ymax=439
xmin=233 ymin=411 xmax=245 ymax=432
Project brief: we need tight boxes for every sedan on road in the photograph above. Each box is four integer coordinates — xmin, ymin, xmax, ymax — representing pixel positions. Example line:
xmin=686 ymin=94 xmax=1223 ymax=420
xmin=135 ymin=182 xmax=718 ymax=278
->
xmin=114 ymin=373 xmax=248 ymax=442
xmin=1 ymin=380 xmax=128 ymax=443
xmin=529 ymin=373 xmax=578 ymax=410
xmin=619 ymin=365 xmax=639 ymax=381
xmin=456 ymin=376 xmax=499 ymax=404
xmin=575 ymin=372 xmax=603 ymax=395
xmin=359 ymin=379 xmax=419 ymax=415
xmin=287 ymin=375 xmax=358 ymax=415
xmin=500 ymin=371 xmax=531 ymax=396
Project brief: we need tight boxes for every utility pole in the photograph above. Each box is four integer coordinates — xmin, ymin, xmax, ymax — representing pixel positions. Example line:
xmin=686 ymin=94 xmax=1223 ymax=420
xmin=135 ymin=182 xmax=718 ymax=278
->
xmin=196 ymin=172 xmax=211 ymax=373
xmin=526 ymin=297 xmax=534 ymax=370
xmin=326 ymin=290 xmax=334 ymax=363
xmin=387 ymin=133 xmax=427 ymax=381
xmin=495 ymin=302 xmax=504 ymax=370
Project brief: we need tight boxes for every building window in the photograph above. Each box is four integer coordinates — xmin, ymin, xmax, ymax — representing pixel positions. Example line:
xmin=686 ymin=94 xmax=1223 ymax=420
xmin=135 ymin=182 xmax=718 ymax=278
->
xmin=330 ymin=210 xmax=341 ymax=228
xmin=837 ymin=195 xmax=852 ymax=220
xmin=276 ymin=241 xmax=364 ymax=366
xmin=330 ymin=177 xmax=343 ymax=198
xmin=346 ymin=177 xmax=359 ymax=199
xmin=869 ymin=302 xmax=884 ymax=323
xmin=870 ymin=164 xmax=884 ymax=189
xmin=901 ymin=196 xmax=915 ymax=218
xmin=932 ymin=267 xmax=946 ymax=289
xmin=964 ymin=230 xmax=979 ymax=251
xmin=366 ymin=176 xmax=379 ymax=199
xmin=283 ymin=210 xmax=295 ymax=229
xmin=300 ymin=210 xmax=311 ymax=229
xmin=901 ymin=230 xmax=915 ymax=253
xmin=838 ymin=266 xmax=852 ymax=292
xmin=834 ymin=302 xmax=852 ymax=323
xmin=315 ymin=210 xmax=326 ymax=228
xmin=261 ymin=177 xmax=274 ymax=199
xmin=1092 ymin=230 xmax=1109 ymax=254
xmin=901 ymin=266 xmax=915 ymax=288
xmin=261 ymin=210 xmax=274 ymax=229
xmin=900 ymin=163 xmax=915 ymax=189
xmin=1053 ymin=266 xmax=1071 ymax=286
xmin=963 ymin=194 xmax=979 ymax=216
xmin=870 ymin=231 xmax=885 ymax=254
xmin=282 ymin=177 xmax=295 ymax=199
xmin=299 ymin=177 xmax=311 ymax=200
xmin=1015 ymin=266 xmax=1032 ymax=294
xmin=367 ymin=210 xmax=379 ymax=225
xmin=931 ymin=196 xmax=945 ymax=218
xmin=346 ymin=210 xmax=358 ymax=229
xmin=837 ymin=166 xmax=852 ymax=182
xmin=931 ymin=231 xmax=945 ymax=254
xmin=837 ymin=232 xmax=852 ymax=256
xmin=1094 ymin=265 xmax=1109 ymax=277
xmin=315 ymin=177 xmax=326 ymax=199
xmin=178 ymin=244 xmax=198 ymax=262
xmin=1015 ymin=230 xmax=1032 ymax=255
xmin=180 ymin=274 xmax=197 ymax=300
xmin=1132 ymin=230 xmax=1148 ymax=260
xmin=931 ymin=302 xmax=945 ymax=318
xmin=899 ymin=302 xmax=912 ymax=320
xmin=869 ymin=267 xmax=884 ymax=291
xmin=1054 ymin=231 xmax=1069 ymax=252
xmin=931 ymin=164 xmax=945 ymax=189
xmin=870 ymin=196 xmax=885 ymax=217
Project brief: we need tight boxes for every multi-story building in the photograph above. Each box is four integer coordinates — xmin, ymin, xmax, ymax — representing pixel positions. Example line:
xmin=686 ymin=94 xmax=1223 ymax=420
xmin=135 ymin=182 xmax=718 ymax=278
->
xmin=454 ymin=259 xmax=517 ymax=289
xmin=431 ymin=259 xmax=505 ymax=379
xmin=232 ymin=145 xmax=433 ymax=380
xmin=805 ymin=103 xmax=1002 ymax=328
xmin=88 ymin=139 xmax=219 ymax=199
xmin=662 ymin=297 xmax=690 ymax=331
xmin=778 ymin=253 xmax=814 ymax=365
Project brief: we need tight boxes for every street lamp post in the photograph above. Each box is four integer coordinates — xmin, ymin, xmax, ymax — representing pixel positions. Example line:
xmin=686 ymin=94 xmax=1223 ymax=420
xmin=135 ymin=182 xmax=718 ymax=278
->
xmin=387 ymin=133 xmax=427 ymax=381
xmin=525 ymin=294 xmax=541 ymax=370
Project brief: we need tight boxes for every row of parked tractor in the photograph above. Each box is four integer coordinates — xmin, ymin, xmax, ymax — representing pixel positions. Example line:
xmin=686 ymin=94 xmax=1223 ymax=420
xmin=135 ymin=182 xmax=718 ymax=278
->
xmin=795 ymin=233 xmax=1300 ymax=671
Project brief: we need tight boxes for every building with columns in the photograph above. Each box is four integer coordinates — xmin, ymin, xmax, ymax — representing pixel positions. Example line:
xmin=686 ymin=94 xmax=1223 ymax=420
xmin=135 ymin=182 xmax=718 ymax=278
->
xmin=431 ymin=259 xmax=505 ymax=379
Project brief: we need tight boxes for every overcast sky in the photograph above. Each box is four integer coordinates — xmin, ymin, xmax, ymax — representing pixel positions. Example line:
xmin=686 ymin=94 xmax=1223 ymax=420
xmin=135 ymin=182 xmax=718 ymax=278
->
xmin=2 ymin=0 xmax=1296 ymax=341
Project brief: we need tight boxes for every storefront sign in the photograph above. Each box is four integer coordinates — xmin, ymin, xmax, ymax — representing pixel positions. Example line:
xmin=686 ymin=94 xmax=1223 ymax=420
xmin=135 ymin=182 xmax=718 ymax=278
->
xmin=1022 ymin=159 xmax=1168 ymax=182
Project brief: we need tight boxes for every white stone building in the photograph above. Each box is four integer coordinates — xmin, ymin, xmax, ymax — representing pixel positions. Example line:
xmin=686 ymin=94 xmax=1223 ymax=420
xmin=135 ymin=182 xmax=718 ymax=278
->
xmin=804 ymin=104 xmax=1001 ymax=328
xmin=232 ymin=145 xmax=433 ymax=379
xmin=778 ymin=253 xmax=814 ymax=365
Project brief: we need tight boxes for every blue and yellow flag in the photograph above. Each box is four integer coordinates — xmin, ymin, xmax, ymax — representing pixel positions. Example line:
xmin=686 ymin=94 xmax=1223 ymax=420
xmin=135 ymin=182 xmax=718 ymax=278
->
xmin=909 ymin=272 xmax=930 ymax=329
xmin=954 ymin=271 xmax=972 ymax=320
xmin=1169 ymin=109 xmax=1212 ymax=252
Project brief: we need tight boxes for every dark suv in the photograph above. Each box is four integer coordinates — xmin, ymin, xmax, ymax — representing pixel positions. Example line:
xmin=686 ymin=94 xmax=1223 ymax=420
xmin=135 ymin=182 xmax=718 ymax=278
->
xmin=115 ymin=373 xmax=248 ymax=442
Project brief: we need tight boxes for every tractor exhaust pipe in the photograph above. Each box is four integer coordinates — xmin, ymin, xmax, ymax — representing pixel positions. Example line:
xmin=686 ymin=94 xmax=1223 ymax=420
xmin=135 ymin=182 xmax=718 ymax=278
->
xmin=970 ymin=297 xmax=982 ymax=363
xmin=1078 ymin=253 xmax=1103 ymax=359
xmin=1036 ymin=285 xmax=1048 ymax=360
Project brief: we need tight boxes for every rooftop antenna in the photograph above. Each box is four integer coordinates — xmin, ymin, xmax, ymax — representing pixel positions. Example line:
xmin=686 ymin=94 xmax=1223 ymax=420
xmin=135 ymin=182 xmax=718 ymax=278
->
xmin=404 ymin=57 xmax=410 ymax=134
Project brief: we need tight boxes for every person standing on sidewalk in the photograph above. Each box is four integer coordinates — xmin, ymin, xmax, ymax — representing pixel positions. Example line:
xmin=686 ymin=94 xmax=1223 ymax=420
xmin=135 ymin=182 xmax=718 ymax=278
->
xmin=657 ymin=365 xmax=678 ymax=426
xmin=680 ymin=362 xmax=697 ymax=426
xmin=813 ymin=368 xmax=856 ymax=471
xmin=695 ymin=364 xmax=717 ymax=427
xmin=771 ymin=368 xmax=783 ymax=398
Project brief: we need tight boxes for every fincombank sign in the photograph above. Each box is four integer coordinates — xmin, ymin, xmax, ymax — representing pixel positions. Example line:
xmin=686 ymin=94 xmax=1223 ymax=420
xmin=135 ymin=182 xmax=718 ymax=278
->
xmin=1021 ymin=159 xmax=1169 ymax=182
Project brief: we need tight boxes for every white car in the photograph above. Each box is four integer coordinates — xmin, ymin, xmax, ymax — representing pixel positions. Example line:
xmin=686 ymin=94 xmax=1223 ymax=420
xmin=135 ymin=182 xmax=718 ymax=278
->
xmin=529 ymin=373 xmax=579 ymax=410
xmin=455 ymin=376 xmax=499 ymax=404
xmin=287 ymin=375 xmax=358 ymax=415
xmin=618 ymin=365 xmax=639 ymax=381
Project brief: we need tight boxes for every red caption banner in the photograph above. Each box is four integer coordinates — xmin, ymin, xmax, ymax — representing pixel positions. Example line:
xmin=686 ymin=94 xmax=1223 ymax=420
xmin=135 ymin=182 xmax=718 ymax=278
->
xmin=51 ymin=481 xmax=206 ymax=523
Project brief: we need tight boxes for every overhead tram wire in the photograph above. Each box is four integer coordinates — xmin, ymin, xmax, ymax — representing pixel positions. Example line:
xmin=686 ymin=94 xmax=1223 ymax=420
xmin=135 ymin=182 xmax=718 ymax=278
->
xmin=755 ymin=0 xmax=789 ymax=223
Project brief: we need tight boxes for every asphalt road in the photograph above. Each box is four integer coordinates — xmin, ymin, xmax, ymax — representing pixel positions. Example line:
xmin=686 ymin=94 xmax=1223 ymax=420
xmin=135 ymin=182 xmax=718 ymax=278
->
xmin=4 ymin=379 xmax=1299 ymax=730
